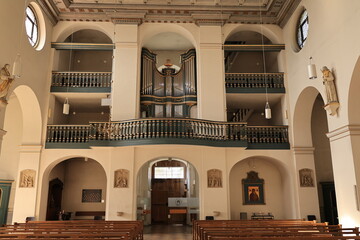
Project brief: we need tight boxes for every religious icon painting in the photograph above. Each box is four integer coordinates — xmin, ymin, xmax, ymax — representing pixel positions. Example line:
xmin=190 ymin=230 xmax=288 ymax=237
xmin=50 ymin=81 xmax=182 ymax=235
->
xmin=242 ymin=171 xmax=265 ymax=205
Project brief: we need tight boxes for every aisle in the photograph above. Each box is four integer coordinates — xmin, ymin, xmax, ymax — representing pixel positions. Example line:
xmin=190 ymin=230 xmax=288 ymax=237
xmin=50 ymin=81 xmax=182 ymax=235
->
xmin=143 ymin=224 xmax=192 ymax=240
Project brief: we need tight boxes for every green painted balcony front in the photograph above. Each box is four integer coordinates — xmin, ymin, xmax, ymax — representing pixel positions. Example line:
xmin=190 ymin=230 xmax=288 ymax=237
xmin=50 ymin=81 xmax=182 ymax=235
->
xmin=51 ymin=72 xmax=112 ymax=93
xmin=225 ymin=73 xmax=285 ymax=93
xmin=45 ymin=119 xmax=289 ymax=149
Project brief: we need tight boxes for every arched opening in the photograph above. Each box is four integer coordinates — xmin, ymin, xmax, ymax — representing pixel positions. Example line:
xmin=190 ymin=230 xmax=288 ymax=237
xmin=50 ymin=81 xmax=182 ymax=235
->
xmin=140 ymin=32 xmax=197 ymax=118
xmin=0 ymin=85 xmax=42 ymax=223
xmin=229 ymin=156 xmax=293 ymax=220
xmin=136 ymin=157 xmax=199 ymax=225
xmin=45 ymin=157 xmax=107 ymax=220
xmin=293 ymin=87 xmax=337 ymax=224
xmin=224 ymin=30 xmax=284 ymax=125
xmin=348 ymin=56 xmax=360 ymax=125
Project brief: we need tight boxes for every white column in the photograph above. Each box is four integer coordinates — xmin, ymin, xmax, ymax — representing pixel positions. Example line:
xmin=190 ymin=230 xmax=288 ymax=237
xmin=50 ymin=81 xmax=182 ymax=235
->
xmin=106 ymin=147 xmax=135 ymax=220
xmin=292 ymin=147 xmax=321 ymax=220
xmin=111 ymin=24 xmax=139 ymax=121
xmin=12 ymin=145 xmax=41 ymax=223
xmin=327 ymin=125 xmax=360 ymax=227
xmin=197 ymin=26 xmax=226 ymax=121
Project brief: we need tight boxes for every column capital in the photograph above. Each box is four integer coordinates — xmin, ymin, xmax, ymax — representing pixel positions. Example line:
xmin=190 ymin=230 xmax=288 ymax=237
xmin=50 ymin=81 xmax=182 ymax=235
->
xmin=19 ymin=145 xmax=42 ymax=153
xmin=115 ymin=42 xmax=138 ymax=48
xmin=199 ymin=43 xmax=223 ymax=50
xmin=327 ymin=125 xmax=360 ymax=142
xmin=292 ymin=147 xmax=315 ymax=155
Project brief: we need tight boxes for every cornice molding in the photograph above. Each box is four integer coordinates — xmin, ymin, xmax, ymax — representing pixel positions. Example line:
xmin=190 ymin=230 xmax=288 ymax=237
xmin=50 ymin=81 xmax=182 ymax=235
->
xmin=112 ymin=18 xmax=143 ymax=25
xmin=37 ymin=0 xmax=59 ymax=25
xmin=0 ymin=129 xmax=7 ymax=141
xmin=292 ymin=147 xmax=315 ymax=155
xmin=327 ymin=125 xmax=360 ymax=142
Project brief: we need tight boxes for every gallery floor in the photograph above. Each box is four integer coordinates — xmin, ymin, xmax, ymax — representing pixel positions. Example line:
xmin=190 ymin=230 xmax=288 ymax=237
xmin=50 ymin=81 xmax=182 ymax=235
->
xmin=143 ymin=224 xmax=192 ymax=240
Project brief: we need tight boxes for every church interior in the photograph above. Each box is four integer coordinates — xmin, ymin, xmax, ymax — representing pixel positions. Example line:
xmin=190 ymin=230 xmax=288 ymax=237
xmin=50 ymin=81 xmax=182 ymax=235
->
xmin=0 ymin=0 xmax=360 ymax=239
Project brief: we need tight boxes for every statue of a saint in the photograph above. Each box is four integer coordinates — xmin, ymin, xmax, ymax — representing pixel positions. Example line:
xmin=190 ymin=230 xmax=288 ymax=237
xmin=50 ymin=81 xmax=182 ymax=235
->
xmin=0 ymin=64 xmax=14 ymax=98
xmin=321 ymin=66 xmax=338 ymax=104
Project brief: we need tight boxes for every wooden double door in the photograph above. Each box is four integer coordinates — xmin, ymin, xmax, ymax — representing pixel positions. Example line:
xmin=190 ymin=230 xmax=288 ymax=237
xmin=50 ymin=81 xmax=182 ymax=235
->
xmin=151 ymin=161 xmax=187 ymax=225
xmin=0 ymin=180 xmax=12 ymax=226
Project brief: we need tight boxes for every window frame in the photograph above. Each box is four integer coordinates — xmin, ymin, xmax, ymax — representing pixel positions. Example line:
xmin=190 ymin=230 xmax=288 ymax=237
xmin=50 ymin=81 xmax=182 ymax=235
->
xmin=25 ymin=5 xmax=39 ymax=48
xmin=296 ymin=10 xmax=309 ymax=50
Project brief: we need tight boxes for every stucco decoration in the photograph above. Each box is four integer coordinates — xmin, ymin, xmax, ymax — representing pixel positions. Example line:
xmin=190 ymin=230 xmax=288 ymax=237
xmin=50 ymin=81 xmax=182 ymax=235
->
xmin=321 ymin=66 xmax=339 ymax=116
xmin=207 ymin=169 xmax=222 ymax=188
xmin=19 ymin=169 xmax=36 ymax=188
xmin=114 ymin=169 xmax=129 ymax=188
xmin=299 ymin=168 xmax=314 ymax=187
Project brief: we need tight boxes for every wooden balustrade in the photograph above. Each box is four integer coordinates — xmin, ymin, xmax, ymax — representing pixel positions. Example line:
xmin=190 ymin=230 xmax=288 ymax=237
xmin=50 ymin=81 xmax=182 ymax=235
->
xmin=225 ymin=73 xmax=284 ymax=89
xmin=247 ymin=126 xmax=289 ymax=144
xmin=89 ymin=119 xmax=246 ymax=142
xmin=46 ymin=121 xmax=289 ymax=148
xmin=47 ymin=125 xmax=90 ymax=143
xmin=51 ymin=72 xmax=112 ymax=88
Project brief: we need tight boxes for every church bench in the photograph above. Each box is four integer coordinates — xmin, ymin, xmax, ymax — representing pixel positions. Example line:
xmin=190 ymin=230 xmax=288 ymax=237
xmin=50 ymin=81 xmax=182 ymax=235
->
xmin=0 ymin=220 xmax=143 ymax=240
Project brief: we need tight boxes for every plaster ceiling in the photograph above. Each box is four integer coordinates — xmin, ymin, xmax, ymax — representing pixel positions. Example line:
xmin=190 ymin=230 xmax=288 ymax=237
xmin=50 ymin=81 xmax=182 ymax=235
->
xmin=40 ymin=0 xmax=300 ymax=27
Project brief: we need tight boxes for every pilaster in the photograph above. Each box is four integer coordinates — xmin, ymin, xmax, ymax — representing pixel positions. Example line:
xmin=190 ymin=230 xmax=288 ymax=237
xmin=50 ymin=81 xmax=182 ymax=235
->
xmin=292 ymin=147 xmax=320 ymax=220
xmin=12 ymin=145 xmax=42 ymax=223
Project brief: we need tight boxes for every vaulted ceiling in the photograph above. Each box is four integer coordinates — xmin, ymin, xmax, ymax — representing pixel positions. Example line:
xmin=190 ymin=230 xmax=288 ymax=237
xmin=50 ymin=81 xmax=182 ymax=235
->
xmin=39 ymin=0 xmax=300 ymax=27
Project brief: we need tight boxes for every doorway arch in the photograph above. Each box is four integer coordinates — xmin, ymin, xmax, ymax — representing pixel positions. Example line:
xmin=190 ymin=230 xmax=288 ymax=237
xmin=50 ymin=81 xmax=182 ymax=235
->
xmin=136 ymin=157 xmax=199 ymax=225
xmin=43 ymin=157 xmax=107 ymax=221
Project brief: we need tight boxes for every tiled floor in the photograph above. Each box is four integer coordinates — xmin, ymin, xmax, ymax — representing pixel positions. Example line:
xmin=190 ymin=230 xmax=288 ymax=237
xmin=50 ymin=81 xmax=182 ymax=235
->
xmin=144 ymin=224 xmax=192 ymax=240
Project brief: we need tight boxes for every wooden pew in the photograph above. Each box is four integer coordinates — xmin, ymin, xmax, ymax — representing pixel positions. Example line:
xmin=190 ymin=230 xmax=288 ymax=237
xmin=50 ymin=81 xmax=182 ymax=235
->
xmin=0 ymin=220 xmax=143 ymax=240
xmin=193 ymin=220 xmax=360 ymax=240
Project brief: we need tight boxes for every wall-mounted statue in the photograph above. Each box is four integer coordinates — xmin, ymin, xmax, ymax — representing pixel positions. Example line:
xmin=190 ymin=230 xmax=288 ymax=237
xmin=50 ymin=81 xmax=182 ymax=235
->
xmin=321 ymin=66 xmax=339 ymax=116
xmin=299 ymin=168 xmax=314 ymax=187
xmin=19 ymin=169 xmax=36 ymax=188
xmin=114 ymin=169 xmax=129 ymax=188
xmin=0 ymin=64 xmax=15 ymax=99
xmin=207 ymin=169 xmax=222 ymax=188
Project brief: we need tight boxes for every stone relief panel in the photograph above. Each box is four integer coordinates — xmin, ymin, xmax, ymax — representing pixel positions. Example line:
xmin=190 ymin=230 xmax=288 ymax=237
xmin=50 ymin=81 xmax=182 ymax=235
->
xmin=19 ymin=169 xmax=36 ymax=188
xmin=207 ymin=169 xmax=222 ymax=188
xmin=299 ymin=168 xmax=315 ymax=187
xmin=114 ymin=169 xmax=129 ymax=188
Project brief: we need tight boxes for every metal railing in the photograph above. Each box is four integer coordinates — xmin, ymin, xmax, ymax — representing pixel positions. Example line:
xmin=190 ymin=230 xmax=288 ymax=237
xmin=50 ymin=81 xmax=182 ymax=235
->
xmin=225 ymin=73 xmax=284 ymax=89
xmin=51 ymin=72 xmax=112 ymax=88
xmin=46 ymin=120 xmax=289 ymax=147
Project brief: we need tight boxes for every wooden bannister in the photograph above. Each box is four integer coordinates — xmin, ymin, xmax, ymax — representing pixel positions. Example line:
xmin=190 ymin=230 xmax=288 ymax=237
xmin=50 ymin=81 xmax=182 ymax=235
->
xmin=225 ymin=73 xmax=284 ymax=89
xmin=47 ymin=125 xmax=90 ymax=143
xmin=51 ymin=72 xmax=112 ymax=88
xmin=46 ymin=120 xmax=289 ymax=149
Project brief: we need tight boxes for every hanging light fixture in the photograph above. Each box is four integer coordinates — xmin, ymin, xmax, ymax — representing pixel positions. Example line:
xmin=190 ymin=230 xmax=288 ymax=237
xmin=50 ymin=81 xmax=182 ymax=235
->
xmin=63 ymin=98 xmax=70 ymax=115
xmin=259 ymin=0 xmax=271 ymax=119
xmin=307 ymin=57 xmax=317 ymax=79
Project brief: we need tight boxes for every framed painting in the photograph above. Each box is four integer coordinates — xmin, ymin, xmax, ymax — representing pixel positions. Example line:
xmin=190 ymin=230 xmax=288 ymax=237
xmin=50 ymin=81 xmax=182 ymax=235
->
xmin=242 ymin=171 xmax=265 ymax=205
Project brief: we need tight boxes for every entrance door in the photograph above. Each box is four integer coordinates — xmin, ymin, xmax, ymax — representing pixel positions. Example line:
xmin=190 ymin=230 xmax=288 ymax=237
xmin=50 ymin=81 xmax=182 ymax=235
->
xmin=0 ymin=181 xmax=12 ymax=226
xmin=151 ymin=160 xmax=187 ymax=225
xmin=46 ymin=178 xmax=63 ymax=220
xmin=320 ymin=182 xmax=338 ymax=225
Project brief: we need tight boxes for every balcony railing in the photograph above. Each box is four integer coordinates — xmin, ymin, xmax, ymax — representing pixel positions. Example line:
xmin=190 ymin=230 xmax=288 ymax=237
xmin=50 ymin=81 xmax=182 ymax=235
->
xmin=51 ymin=72 xmax=111 ymax=92
xmin=225 ymin=73 xmax=285 ymax=93
xmin=45 ymin=119 xmax=289 ymax=149
xmin=47 ymin=125 xmax=90 ymax=143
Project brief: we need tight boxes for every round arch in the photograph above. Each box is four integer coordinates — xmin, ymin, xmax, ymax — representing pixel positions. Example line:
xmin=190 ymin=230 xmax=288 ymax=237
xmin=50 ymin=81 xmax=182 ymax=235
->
xmin=135 ymin=156 xmax=199 ymax=225
xmin=38 ymin=155 xmax=108 ymax=220
xmin=348 ymin=56 xmax=360 ymax=125
xmin=53 ymin=22 xmax=114 ymax=43
xmin=224 ymin=24 xmax=282 ymax=44
xmin=229 ymin=155 xmax=296 ymax=219
xmin=292 ymin=86 xmax=324 ymax=147
xmin=139 ymin=24 xmax=197 ymax=49
xmin=11 ymin=85 xmax=42 ymax=145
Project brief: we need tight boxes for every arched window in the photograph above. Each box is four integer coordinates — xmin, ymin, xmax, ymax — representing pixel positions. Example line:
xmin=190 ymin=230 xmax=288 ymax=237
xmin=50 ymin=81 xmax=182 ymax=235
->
xmin=25 ymin=6 xmax=39 ymax=47
xmin=297 ymin=10 xmax=309 ymax=49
